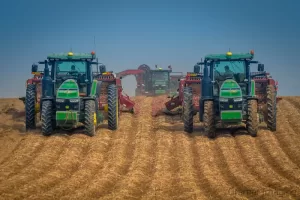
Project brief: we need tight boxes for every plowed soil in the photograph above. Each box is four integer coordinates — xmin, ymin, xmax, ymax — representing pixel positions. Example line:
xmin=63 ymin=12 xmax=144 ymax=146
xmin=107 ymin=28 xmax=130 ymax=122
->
xmin=0 ymin=96 xmax=300 ymax=200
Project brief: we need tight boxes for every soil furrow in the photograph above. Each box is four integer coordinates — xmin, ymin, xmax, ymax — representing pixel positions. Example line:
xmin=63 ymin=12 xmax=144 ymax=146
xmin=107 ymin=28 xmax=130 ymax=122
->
xmin=102 ymin=98 xmax=158 ymax=199
xmin=216 ymin=136 xmax=292 ymax=200
xmin=235 ymin=134 xmax=300 ymax=199
xmin=192 ymin=135 xmax=246 ymax=200
xmin=3 ymin=136 xmax=91 ymax=200
xmin=0 ymin=136 xmax=67 ymax=194
xmin=0 ymin=135 xmax=47 ymax=182
xmin=66 ymin=111 xmax=138 ymax=199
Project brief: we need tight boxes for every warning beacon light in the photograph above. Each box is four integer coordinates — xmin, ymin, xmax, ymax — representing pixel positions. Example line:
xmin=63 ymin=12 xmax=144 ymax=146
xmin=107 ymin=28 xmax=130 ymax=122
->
xmin=226 ymin=51 xmax=232 ymax=56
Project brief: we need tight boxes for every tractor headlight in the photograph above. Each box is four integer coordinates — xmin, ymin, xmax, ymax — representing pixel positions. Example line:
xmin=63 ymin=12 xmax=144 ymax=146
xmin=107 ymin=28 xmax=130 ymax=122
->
xmin=219 ymin=97 xmax=228 ymax=102
xmin=69 ymin=99 xmax=79 ymax=103
xmin=56 ymin=98 xmax=65 ymax=103
xmin=234 ymin=97 xmax=243 ymax=102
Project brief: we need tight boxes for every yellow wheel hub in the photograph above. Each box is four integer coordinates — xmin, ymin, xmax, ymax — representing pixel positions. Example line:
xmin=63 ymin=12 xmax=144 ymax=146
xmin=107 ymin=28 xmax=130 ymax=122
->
xmin=94 ymin=113 xmax=97 ymax=125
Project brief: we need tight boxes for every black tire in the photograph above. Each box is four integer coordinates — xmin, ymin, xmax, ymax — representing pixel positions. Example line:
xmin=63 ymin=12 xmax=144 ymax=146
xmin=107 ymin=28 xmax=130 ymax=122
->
xmin=246 ymin=99 xmax=258 ymax=137
xmin=84 ymin=100 xmax=96 ymax=137
xmin=25 ymin=84 xmax=37 ymax=130
xmin=183 ymin=87 xmax=193 ymax=133
xmin=41 ymin=100 xmax=53 ymax=136
xmin=203 ymin=101 xmax=216 ymax=138
xmin=108 ymin=84 xmax=118 ymax=130
xmin=266 ymin=85 xmax=277 ymax=131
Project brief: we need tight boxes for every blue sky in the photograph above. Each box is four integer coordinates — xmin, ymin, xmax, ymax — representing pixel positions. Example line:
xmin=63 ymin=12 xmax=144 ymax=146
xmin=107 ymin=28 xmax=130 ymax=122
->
xmin=0 ymin=0 xmax=299 ymax=97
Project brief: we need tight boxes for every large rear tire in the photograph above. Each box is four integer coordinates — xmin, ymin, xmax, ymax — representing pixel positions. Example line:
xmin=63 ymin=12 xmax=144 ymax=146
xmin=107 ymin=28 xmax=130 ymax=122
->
xmin=183 ymin=87 xmax=193 ymax=133
xmin=41 ymin=100 xmax=53 ymax=136
xmin=25 ymin=84 xmax=37 ymax=131
xmin=108 ymin=84 xmax=118 ymax=130
xmin=247 ymin=99 xmax=258 ymax=137
xmin=84 ymin=100 xmax=96 ymax=137
xmin=203 ymin=101 xmax=215 ymax=138
xmin=266 ymin=85 xmax=277 ymax=131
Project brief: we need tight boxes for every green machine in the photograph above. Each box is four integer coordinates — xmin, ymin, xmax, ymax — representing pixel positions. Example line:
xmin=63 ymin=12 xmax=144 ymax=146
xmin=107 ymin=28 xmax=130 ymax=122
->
xmin=25 ymin=51 xmax=118 ymax=136
xmin=183 ymin=50 xmax=277 ymax=138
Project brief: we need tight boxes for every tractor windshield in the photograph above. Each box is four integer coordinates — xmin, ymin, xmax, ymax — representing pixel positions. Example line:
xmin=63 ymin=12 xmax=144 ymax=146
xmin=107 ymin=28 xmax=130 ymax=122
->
xmin=213 ymin=60 xmax=246 ymax=83
xmin=56 ymin=61 xmax=86 ymax=75
xmin=152 ymin=71 xmax=169 ymax=81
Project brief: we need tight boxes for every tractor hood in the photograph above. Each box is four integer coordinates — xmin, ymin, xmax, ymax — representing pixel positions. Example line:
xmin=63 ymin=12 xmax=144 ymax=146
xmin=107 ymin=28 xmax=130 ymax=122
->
xmin=219 ymin=79 xmax=242 ymax=99
xmin=56 ymin=79 xmax=80 ymax=99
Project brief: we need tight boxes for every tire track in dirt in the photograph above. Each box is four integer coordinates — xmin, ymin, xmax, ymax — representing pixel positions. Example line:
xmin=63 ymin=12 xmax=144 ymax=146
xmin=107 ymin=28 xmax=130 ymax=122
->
xmin=216 ymin=135 xmax=294 ymax=200
xmin=284 ymin=97 xmax=300 ymax=111
xmin=192 ymin=134 xmax=246 ymax=200
xmin=169 ymin=129 xmax=208 ymax=199
xmin=0 ymin=134 xmax=47 ymax=182
xmin=65 ymin=106 xmax=139 ymax=199
xmin=101 ymin=97 xmax=158 ymax=200
xmin=254 ymin=130 xmax=300 ymax=185
xmin=140 ymin=118 xmax=181 ymax=199
xmin=2 ymin=136 xmax=91 ymax=200
xmin=0 ymin=136 xmax=67 ymax=194
xmin=37 ymin=127 xmax=115 ymax=199
xmin=235 ymin=134 xmax=300 ymax=199
xmin=0 ymin=129 xmax=25 ymax=164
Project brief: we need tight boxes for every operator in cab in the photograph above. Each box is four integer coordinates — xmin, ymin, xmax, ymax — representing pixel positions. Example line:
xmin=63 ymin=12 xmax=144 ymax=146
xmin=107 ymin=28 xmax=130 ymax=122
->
xmin=69 ymin=65 xmax=79 ymax=76
xmin=223 ymin=65 xmax=234 ymax=79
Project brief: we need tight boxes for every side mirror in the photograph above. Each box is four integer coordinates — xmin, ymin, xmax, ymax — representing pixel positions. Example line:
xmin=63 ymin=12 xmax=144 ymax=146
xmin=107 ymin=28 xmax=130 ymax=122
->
xmin=31 ymin=63 xmax=38 ymax=73
xmin=178 ymin=78 xmax=180 ymax=81
xmin=99 ymin=65 xmax=106 ymax=73
xmin=120 ymin=76 xmax=123 ymax=79
xmin=258 ymin=64 xmax=264 ymax=71
xmin=194 ymin=65 xmax=200 ymax=73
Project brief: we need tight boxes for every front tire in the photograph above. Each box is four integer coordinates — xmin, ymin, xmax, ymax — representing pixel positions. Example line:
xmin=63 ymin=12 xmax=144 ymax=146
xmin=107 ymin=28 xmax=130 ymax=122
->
xmin=41 ymin=100 xmax=53 ymax=136
xmin=203 ymin=101 xmax=215 ymax=138
xmin=266 ymin=85 xmax=277 ymax=131
xmin=25 ymin=84 xmax=37 ymax=130
xmin=108 ymin=84 xmax=118 ymax=130
xmin=183 ymin=87 xmax=193 ymax=133
xmin=247 ymin=99 xmax=258 ymax=137
xmin=84 ymin=100 xmax=96 ymax=137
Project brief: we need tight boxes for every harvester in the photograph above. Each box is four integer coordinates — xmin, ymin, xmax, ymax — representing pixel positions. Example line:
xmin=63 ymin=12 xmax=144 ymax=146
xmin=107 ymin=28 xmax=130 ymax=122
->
xmin=159 ymin=67 xmax=203 ymax=116
xmin=116 ymin=64 xmax=174 ymax=96
xmin=183 ymin=50 xmax=278 ymax=138
xmin=22 ymin=51 xmax=135 ymax=136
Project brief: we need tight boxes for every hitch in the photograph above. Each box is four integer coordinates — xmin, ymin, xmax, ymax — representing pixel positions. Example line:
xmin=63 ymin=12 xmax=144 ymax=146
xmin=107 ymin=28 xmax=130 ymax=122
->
xmin=19 ymin=97 xmax=26 ymax=104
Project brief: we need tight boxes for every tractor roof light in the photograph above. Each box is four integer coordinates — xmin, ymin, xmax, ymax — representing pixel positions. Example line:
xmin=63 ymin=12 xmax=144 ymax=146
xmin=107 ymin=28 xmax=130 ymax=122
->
xmin=250 ymin=50 xmax=254 ymax=55
xmin=91 ymin=51 xmax=95 ymax=55
xmin=226 ymin=51 xmax=232 ymax=56
xmin=68 ymin=52 xmax=73 ymax=56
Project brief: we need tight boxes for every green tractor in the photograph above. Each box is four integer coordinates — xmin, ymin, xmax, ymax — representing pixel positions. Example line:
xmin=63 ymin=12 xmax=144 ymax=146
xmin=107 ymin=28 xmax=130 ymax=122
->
xmin=183 ymin=50 xmax=277 ymax=138
xmin=25 ymin=51 xmax=118 ymax=136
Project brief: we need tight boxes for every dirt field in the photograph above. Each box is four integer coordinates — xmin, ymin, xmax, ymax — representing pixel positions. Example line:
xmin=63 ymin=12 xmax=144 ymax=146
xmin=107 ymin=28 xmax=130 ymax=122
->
xmin=0 ymin=96 xmax=300 ymax=200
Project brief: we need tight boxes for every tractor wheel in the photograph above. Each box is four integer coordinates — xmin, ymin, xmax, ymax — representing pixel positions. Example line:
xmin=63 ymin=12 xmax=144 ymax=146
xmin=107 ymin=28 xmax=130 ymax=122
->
xmin=266 ymin=85 xmax=277 ymax=131
xmin=203 ymin=101 xmax=215 ymax=138
xmin=41 ymin=100 xmax=53 ymax=136
xmin=25 ymin=84 xmax=37 ymax=130
xmin=108 ymin=84 xmax=118 ymax=130
xmin=246 ymin=99 xmax=259 ymax=137
xmin=183 ymin=87 xmax=193 ymax=133
xmin=84 ymin=100 xmax=96 ymax=137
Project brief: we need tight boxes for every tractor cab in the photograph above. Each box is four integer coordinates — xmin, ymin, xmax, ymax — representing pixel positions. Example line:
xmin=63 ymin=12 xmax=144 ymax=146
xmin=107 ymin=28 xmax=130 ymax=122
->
xmin=149 ymin=66 xmax=172 ymax=95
